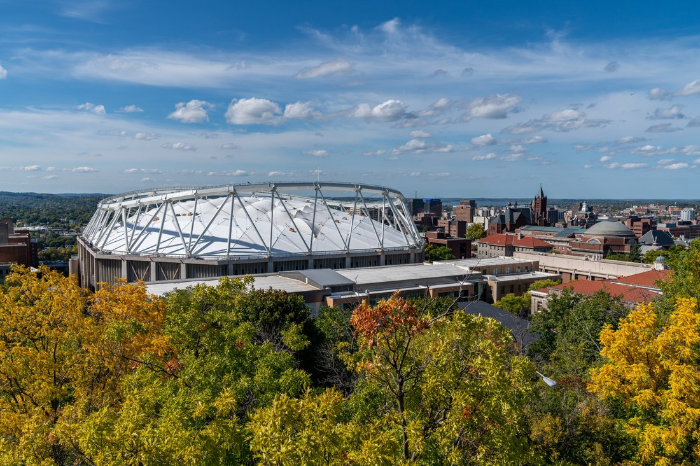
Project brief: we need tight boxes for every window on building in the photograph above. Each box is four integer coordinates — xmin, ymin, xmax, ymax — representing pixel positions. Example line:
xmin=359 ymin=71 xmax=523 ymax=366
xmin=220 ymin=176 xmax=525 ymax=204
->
xmin=516 ymin=266 xmax=520 ymax=273
xmin=493 ymin=269 xmax=498 ymax=275
xmin=505 ymin=267 xmax=510 ymax=274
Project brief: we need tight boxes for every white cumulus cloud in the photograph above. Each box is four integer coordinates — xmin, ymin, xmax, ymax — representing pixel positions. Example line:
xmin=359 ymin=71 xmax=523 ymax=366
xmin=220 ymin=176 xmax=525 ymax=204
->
xmin=73 ymin=166 xmax=98 ymax=173
xmin=207 ymin=170 xmax=250 ymax=176
xmin=544 ymin=109 xmax=584 ymax=122
xmin=463 ymin=94 xmax=521 ymax=119
xmin=161 ymin=142 xmax=196 ymax=151
xmin=168 ymin=99 xmax=213 ymax=123
xmin=283 ymin=101 xmax=318 ymax=119
xmin=472 ymin=153 xmax=497 ymax=161
xmin=362 ymin=150 xmax=386 ymax=157
xmin=352 ymin=99 xmax=407 ymax=122
xmin=302 ymin=149 xmax=329 ymax=158
xmin=471 ymin=133 xmax=496 ymax=146
xmin=119 ymin=104 xmax=143 ymax=113
xmin=674 ymin=78 xmax=700 ymax=96
xmin=650 ymin=105 xmax=685 ymax=119
xmin=0 ymin=65 xmax=7 ymax=79
xmin=501 ymin=154 xmax=522 ymax=162
xmin=76 ymin=102 xmax=106 ymax=115
xmin=225 ymin=98 xmax=281 ymax=125
xmin=664 ymin=163 xmax=689 ymax=170
xmin=409 ymin=130 xmax=432 ymax=138
xmin=133 ymin=132 xmax=158 ymax=140
xmin=648 ymin=88 xmax=671 ymax=100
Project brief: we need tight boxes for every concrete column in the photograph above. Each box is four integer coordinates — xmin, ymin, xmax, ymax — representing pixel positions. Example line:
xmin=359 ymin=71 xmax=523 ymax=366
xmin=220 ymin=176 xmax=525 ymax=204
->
xmin=267 ymin=259 xmax=274 ymax=273
xmin=121 ymin=260 xmax=127 ymax=281
xmin=345 ymin=255 xmax=351 ymax=268
xmin=180 ymin=262 xmax=187 ymax=279
xmin=228 ymin=261 xmax=234 ymax=276
xmin=150 ymin=261 xmax=157 ymax=281
xmin=380 ymin=253 xmax=386 ymax=266
xmin=308 ymin=257 xmax=314 ymax=269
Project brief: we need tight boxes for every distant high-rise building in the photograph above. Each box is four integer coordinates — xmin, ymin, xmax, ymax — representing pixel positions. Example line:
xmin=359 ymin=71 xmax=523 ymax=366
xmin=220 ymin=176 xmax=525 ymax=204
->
xmin=547 ymin=207 xmax=563 ymax=226
xmin=424 ymin=199 xmax=443 ymax=216
xmin=681 ymin=208 xmax=696 ymax=222
xmin=455 ymin=199 xmax=476 ymax=223
xmin=531 ymin=185 xmax=548 ymax=227
xmin=407 ymin=198 xmax=425 ymax=216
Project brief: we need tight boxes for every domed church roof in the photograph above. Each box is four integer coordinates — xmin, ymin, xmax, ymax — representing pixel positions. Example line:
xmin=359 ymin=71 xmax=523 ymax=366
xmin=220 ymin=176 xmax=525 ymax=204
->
xmin=585 ymin=221 xmax=635 ymax=237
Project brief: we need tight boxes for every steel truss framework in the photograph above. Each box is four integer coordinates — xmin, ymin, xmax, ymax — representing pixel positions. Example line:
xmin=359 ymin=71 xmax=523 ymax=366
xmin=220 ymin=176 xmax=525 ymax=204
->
xmin=82 ymin=182 xmax=423 ymax=260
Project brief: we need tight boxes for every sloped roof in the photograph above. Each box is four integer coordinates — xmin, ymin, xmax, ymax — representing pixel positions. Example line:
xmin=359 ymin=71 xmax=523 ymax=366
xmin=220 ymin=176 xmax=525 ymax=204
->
xmin=544 ymin=280 xmax=661 ymax=303
xmin=479 ymin=234 xmax=552 ymax=248
xmin=638 ymin=230 xmax=675 ymax=247
xmin=534 ymin=268 xmax=672 ymax=304
xmin=611 ymin=269 xmax=673 ymax=288
xmin=490 ymin=207 xmax=534 ymax=225
xmin=553 ymin=227 xmax=586 ymax=238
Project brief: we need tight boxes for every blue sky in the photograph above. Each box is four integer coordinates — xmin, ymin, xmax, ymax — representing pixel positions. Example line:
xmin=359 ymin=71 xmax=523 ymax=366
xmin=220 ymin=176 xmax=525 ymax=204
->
xmin=1 ymin=1 xmax=700 ymax=198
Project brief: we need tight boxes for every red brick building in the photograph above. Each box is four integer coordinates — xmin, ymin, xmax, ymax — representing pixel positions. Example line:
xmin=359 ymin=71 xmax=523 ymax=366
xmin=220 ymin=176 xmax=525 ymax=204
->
xmin=477 ymin=233 xmax=553 ymax=258
xmin=0 ymin=219 xmax=38 ymax=267
xmin=530 ymin=268 xmax=672 ymax=313
xmin=568 ymin=221 xmax=637 ymax=258
xmin=425 ymin=231 xmax=471 ymax=259
xmin=454 ymin=199 xmax=476 ymax=223
xmin=625 ymin=216 xmax=655 ymax=238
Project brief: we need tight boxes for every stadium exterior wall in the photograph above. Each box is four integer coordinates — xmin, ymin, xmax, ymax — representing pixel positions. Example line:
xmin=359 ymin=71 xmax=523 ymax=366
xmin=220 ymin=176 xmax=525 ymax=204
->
xmin=77 ymin=182 xmax=424 ymax=289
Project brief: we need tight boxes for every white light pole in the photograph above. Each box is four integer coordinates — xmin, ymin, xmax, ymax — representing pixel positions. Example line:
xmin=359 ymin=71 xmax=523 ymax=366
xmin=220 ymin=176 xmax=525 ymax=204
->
xmin=536 ymin=371 xmax=557 ymax=387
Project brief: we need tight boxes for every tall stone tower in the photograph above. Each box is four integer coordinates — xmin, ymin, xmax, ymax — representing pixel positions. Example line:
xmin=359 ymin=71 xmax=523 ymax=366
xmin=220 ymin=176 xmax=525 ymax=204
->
xmin=531 ymin=184 xmax=548 ymax=226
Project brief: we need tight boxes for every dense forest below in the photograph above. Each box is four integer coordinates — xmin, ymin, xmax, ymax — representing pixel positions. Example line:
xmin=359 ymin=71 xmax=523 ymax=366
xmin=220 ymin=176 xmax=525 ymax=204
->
xmin=0 ymin=241 xmax=698 ymax=465
xmin=0 ymin=191 xmax=103 ymax=229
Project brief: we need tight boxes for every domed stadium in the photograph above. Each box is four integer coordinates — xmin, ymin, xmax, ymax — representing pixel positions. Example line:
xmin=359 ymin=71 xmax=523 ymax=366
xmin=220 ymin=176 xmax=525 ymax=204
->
xmin=584 ymin=220 xmax=635 ymax=237
xmin=77 ymin=182 xmax=423 ymax=288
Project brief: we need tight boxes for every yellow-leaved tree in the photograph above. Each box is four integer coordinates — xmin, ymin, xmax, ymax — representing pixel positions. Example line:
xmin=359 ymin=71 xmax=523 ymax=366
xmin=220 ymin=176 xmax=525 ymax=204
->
xmin=0 ymin=267 xmax=170 ymax=465
xmin=589 ymin=297 xmax=700 ymax=465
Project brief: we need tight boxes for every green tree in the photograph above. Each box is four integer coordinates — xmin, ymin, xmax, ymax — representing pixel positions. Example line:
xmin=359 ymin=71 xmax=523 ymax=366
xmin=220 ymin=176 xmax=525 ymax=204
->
xmin=74 ymin=277 xmax=312 ymax=465
xmin=0 ymin=268 xmax=169 ymax=465
xmin=525 ymin=289 xmax=634 ymax=465
xmin=348 ymin=293 xmax=538 ymax=463
xmin=606 ymin=252 xmax=634 ymax=262
xmin=629 ymin=243 xmax=642 ymax=262
xmin=493 ymin=292 xmax=531 ymax=317
xmin=424 ymin=244 xmax=455 ymax=262
xmin=659 ymin=239 xmax=700 ymax=304
xmin=642 ymin=244 xmax=686 ymax=266
xmin=527 ymin=278 xmax=560 ymax=291
xmin=465 ymin=223 xmax=486 ymax=241
xmin=590 ymin=298 xmax=700 ymax=465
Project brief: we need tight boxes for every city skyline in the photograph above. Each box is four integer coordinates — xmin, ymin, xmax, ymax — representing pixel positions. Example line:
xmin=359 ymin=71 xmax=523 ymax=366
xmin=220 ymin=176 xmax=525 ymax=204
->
xmin=1 ymin=1 xmax=700 ymax=197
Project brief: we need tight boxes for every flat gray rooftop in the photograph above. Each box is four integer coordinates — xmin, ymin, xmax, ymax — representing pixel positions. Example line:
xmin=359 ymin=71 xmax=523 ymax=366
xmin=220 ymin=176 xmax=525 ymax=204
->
xmin=485 ymin=271 xmax=559 ymax=283
xmin=436 ymin=257 xmax=534 ymax=269
xmin=335 ymin=263 xmax=474 ymax=286
xmin=146 ymin=274 xmax=319 ymax=296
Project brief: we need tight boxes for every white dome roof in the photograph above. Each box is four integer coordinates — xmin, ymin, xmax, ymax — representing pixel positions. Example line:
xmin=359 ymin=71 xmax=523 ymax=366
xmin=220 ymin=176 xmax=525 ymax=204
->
xmin=82 ymin=182 xmax=421 ymax=259
xmin=585 ymin=221 xmax=635 ymax=237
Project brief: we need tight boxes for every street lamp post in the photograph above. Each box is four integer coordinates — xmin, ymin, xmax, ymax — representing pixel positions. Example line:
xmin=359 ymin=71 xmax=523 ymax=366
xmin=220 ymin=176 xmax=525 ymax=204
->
xmin=536 ymin=371 xmax=557 ymax=387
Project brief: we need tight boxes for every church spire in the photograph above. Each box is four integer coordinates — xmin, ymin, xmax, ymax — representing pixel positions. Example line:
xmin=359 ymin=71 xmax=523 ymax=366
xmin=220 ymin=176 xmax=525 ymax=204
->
xmin=537 ymin=183 xmax=545 ymax=199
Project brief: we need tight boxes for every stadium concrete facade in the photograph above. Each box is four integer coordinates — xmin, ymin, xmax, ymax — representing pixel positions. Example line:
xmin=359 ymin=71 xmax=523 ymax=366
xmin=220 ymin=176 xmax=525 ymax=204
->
xmin=77 ymin=182 xmax=423 ymax=288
